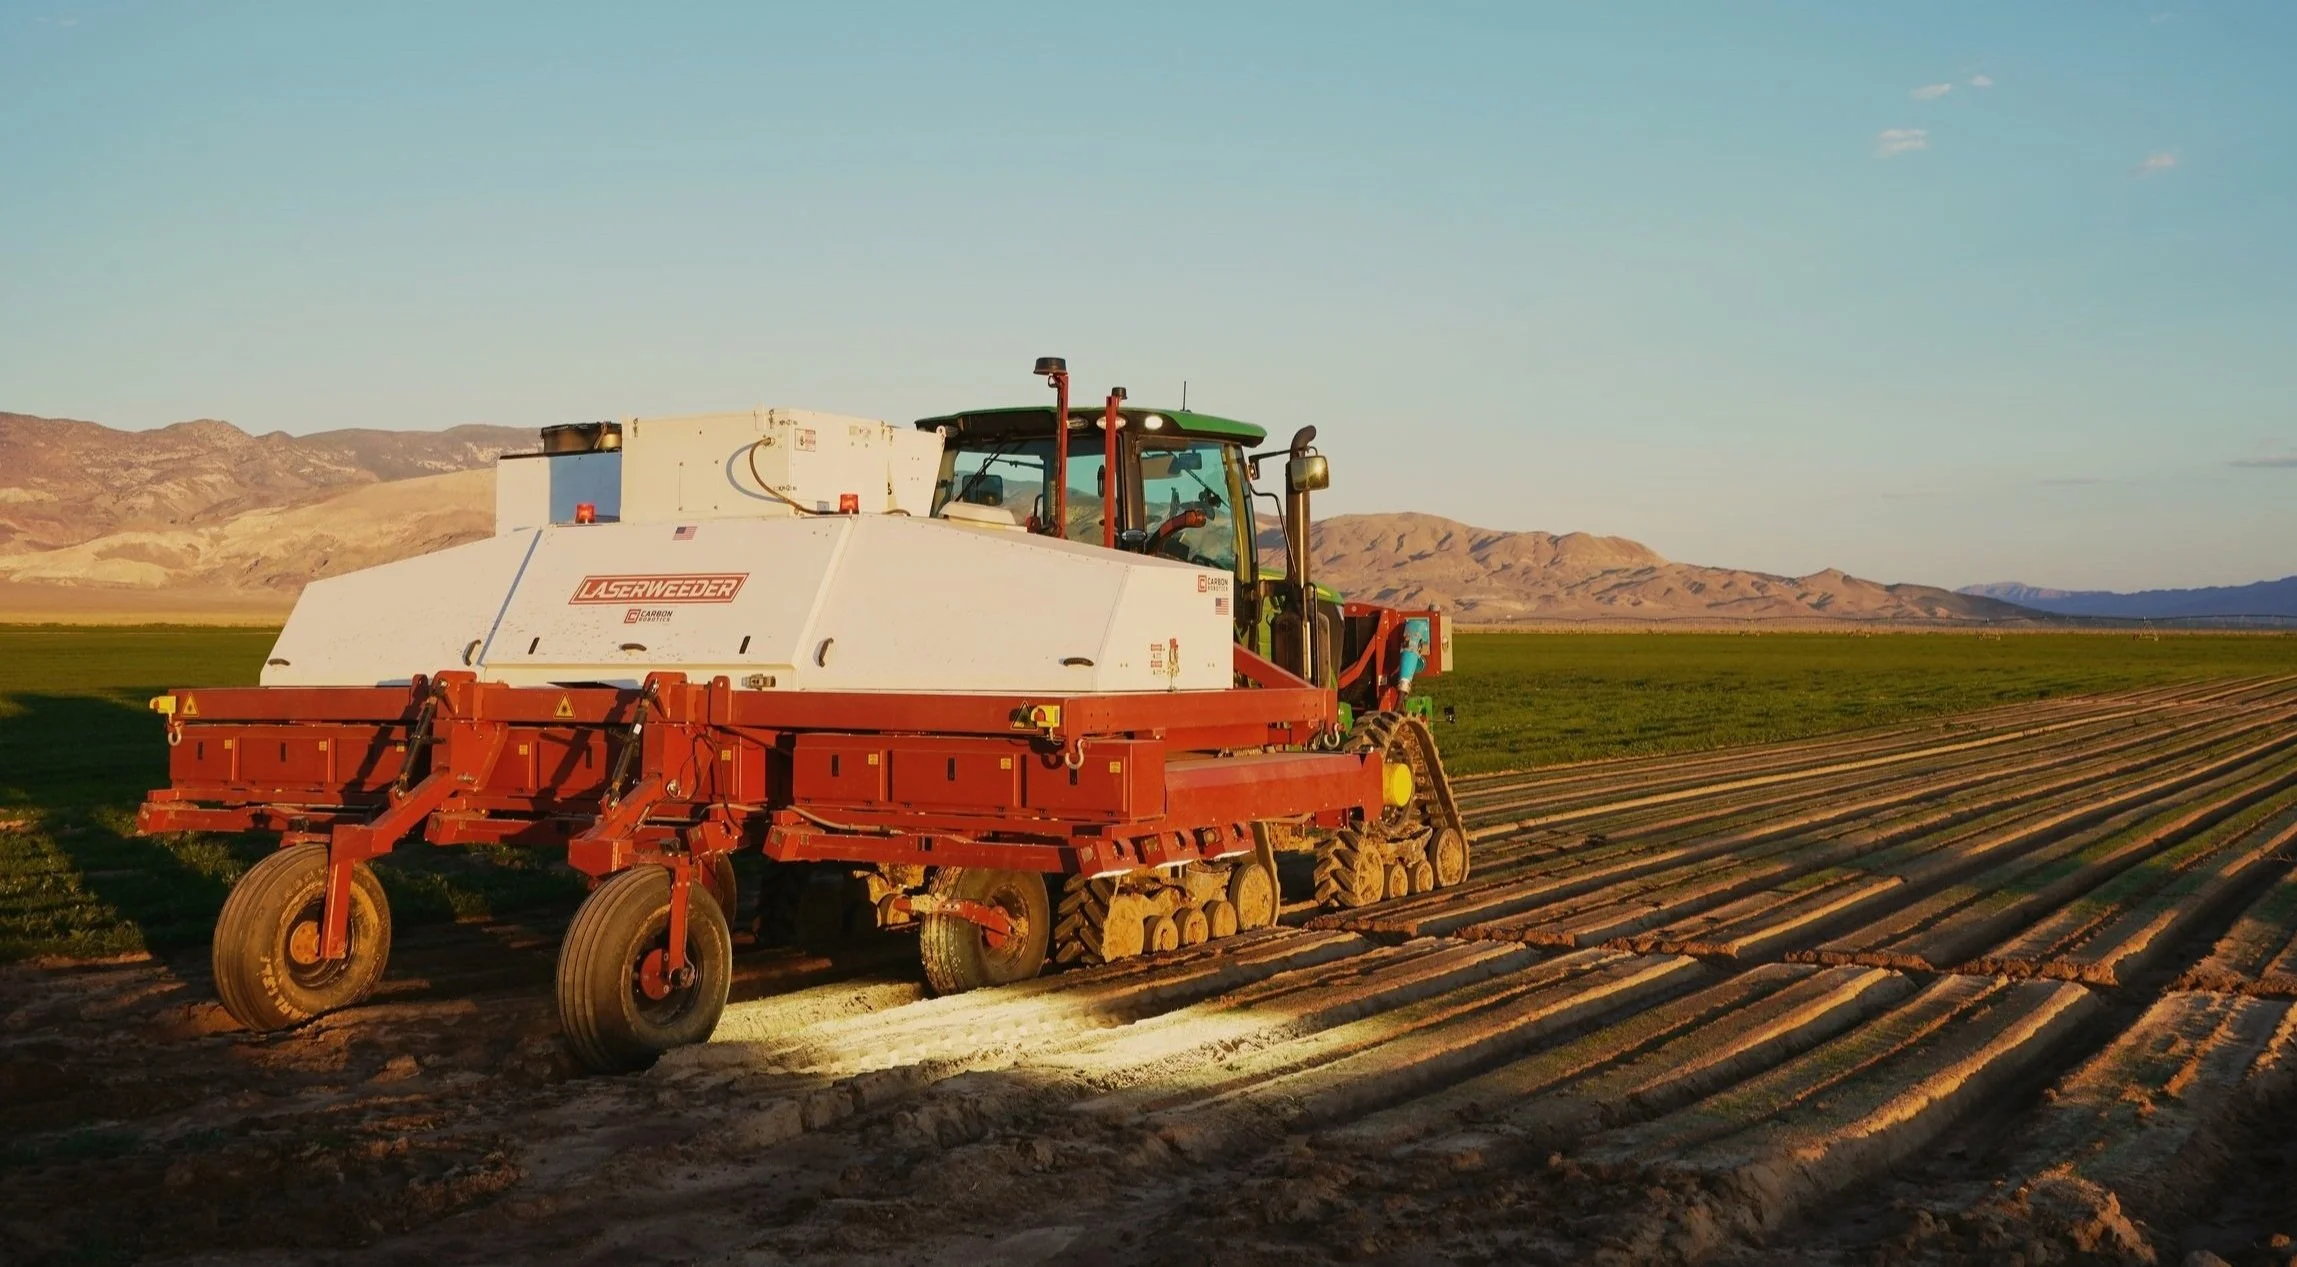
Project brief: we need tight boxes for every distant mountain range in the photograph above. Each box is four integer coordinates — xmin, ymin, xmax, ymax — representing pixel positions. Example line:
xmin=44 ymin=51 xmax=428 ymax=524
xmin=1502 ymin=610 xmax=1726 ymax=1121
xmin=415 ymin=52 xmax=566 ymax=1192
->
xmin=0 ymin=411 xmax=530 ymax=554
xmin=0 ymin=412 xmax=530 ymax=619
xmin=1302 ymin=513 xmax=2033 ymax=624
xmin=0 ymin=409 xmax=2142 ymax=627
xmin=1960 ymin=578 xmax=2297 ymax=620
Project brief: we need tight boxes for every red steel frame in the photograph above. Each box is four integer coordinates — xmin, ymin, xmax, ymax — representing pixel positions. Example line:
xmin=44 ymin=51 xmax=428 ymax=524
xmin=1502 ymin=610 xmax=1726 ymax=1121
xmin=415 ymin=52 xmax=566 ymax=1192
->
xmin=1336 ymin=603 xmax=1444 ymax=714
xmin=139 ymin=644 xmax=1384 ymax=969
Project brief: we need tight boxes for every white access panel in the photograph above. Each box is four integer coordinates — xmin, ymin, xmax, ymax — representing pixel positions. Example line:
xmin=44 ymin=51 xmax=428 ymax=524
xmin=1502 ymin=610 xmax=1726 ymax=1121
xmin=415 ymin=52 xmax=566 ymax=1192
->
xmin=494 ymin=451 xmax=623 ymax=534
xmin=258 ymin=513 xmax=1238 ymax=693
xmin=799 ymin=519 xmax=1233 ymax=692
xmin=484 ymin=517 xmax=850 ymax=686
xmin=260 ymin=531 xmax=540 ymax=686
xmin=617 ymin=409 xmax=941 ymax=522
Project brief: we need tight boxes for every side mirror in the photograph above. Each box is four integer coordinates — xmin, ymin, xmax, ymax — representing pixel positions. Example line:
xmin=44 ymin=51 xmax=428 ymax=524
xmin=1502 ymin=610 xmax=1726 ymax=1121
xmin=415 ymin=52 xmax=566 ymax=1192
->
xmin=1286 ymin=453 xmax=1330 ymax=493
xmin=963 ymin=473 xmax=1006 ymax=506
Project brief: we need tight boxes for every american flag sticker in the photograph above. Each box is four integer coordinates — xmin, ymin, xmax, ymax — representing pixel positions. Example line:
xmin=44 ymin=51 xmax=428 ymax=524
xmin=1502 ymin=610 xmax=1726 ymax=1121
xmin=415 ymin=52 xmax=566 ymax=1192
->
xmin=673 ymin=525 xmax=696 ymax=541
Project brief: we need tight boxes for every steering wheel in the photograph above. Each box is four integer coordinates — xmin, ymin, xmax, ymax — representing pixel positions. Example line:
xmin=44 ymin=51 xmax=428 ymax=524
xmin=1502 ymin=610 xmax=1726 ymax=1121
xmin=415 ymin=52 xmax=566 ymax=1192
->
xmin=1144 ymin=507 xmax=1210 ymax=557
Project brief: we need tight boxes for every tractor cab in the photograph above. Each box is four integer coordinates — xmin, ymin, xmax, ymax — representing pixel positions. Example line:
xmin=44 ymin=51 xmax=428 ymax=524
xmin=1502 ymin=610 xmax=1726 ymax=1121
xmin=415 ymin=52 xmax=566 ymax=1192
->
xmin=915 ymin=404 xmax=1261 ymax=579
xmin=915 ymin=361 xmax=1445 ymax=720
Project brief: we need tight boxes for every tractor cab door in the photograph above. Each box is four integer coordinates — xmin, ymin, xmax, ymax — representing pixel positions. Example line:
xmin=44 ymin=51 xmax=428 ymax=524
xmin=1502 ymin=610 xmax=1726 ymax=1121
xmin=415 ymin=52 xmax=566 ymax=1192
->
xmin=1121 ymin=435 xmax=1258 ymax=643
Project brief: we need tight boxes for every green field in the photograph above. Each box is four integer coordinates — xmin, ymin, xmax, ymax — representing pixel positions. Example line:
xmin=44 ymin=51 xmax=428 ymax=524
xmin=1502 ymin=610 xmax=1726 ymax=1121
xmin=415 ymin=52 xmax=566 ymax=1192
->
xmin=1423 ymin=630 xmax=2297 ymax=773
xmin=0 ymin=627 xmax=584 ymax=960
xmin=2 ymin=626 xmax=2290 ymax=960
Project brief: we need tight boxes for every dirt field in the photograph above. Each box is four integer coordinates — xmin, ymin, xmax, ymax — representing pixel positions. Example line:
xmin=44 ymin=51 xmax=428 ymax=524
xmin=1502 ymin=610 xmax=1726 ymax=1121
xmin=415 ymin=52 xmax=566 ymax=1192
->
xmin=9 ymin=677 xmax=2297 ymax=1265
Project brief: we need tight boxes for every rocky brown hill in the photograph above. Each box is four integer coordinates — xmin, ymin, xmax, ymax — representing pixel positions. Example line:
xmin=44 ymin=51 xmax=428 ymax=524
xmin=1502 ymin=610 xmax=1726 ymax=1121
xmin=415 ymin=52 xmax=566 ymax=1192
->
xmin=0 ymin=469 xmax=493 ymax=595
xmin=0 ymin=412 xmax=532 ymax=553
xmin=1302 ymin=512 xmax=2037 ymax=624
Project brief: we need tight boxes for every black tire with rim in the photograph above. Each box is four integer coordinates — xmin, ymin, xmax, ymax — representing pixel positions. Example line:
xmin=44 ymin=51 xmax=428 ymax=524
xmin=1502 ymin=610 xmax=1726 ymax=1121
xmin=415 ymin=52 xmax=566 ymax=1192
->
xmin=556 ymin=866 xmax=732 ymax=1074
xmin=918 ymin=867 xmax=1050 ymax=995
xmin=212 ymin=842 xmax=393 ymax=1031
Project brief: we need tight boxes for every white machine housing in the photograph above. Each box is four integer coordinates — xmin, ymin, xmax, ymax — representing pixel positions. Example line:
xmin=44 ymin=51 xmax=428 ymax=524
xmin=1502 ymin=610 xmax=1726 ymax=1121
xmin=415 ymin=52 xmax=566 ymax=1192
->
xmin=494 ymin=408 xmax=942 ymax=534
xmin=263 ymin=512 xmax=1237 ymax=694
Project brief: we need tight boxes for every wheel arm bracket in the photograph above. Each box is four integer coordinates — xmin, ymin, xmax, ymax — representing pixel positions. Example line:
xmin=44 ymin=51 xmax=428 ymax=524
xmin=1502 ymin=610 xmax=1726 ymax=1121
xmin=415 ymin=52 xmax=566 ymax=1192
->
xmin=320 ymin=769 xmax=454 ymax=959
xmin=894 ymin=894 xmax=1016 ymax=948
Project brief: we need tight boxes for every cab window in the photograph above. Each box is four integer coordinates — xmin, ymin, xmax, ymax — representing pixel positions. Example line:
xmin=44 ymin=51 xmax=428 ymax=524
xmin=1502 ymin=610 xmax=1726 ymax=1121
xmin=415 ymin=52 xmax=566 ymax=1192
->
xmin=934 ymin=436 xmax=1106 ymax=543
xmin=1136 ymin=438 xmax=1240 ymax=572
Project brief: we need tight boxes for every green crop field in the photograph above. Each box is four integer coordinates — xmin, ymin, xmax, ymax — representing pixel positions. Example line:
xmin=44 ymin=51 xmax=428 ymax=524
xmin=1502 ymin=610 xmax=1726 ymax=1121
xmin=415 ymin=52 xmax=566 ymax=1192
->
xmin=0 ymin=626 xmax=584 ymax=960
xmin=1423 ymin=630 xmax=2297 ymax=773
xmin=1 ymin=625 xmax=2290 ymax=960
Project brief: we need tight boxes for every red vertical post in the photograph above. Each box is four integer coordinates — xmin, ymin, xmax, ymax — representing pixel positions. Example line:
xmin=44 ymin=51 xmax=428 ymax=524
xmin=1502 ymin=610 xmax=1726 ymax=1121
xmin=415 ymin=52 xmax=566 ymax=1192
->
xmin=1049 ymin=370 xmax=1070 ymax=538
xmin=1101 ymin=390 xmax=1125 ymax=548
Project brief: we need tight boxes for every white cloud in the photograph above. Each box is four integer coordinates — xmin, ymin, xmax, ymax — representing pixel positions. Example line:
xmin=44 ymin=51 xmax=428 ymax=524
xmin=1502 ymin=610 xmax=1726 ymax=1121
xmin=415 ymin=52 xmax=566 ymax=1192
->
xmin=2137 ymin=150 xmax=2179 ymax=173
xmin=1911 ymin=82 xmax=1953 ymax=101
xmin=2231 ymin=454 xmax=2297 ymax=469
xmin=1968 ymin=74 xmax=1994 ymax=88
xmin=1876 ymin=128 xmax=1930 ymax=157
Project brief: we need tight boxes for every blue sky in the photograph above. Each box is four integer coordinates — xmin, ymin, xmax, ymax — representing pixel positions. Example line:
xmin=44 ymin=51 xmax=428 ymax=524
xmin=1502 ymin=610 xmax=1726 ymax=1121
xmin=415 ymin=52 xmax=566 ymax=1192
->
xmin=4 ymin=2 xmax=2292 ymax=591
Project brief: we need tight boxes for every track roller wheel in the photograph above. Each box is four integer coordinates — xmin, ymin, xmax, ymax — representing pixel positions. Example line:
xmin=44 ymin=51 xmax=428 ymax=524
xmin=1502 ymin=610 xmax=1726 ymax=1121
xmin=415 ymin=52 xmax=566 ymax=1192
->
xmin=1409 ymin=859 xmax=1436 ymax=896
xmin=1228 ymin=856 xmax=1279 ymax=930
xmin=1204 ymin=899 xmax=1240 ymax=939
xmin=1098 ymin=899 xmax=1147 ymax=961
xmin=919 ymin=867 xmax=1050 ymax=995
xmin=1177 ymin=906 xmax=1210 ymax=947
xmin=1430 ymin=826 xmax=1471 ymax=888
xmin=1145 ymin=913 xmax=1181 ymax=953
xmin=1312 ymin=828 xmax=1385 ymax=909
xmin=1347 ymin=709 xmax=1471 ymax=896
xmin=1384 ymin=862 xmax=1410 ymax=902
xmin=212 ymin=842 xmax=392 ymax=1032
xmin=556 ymin=866 xmax=732 ymax=1074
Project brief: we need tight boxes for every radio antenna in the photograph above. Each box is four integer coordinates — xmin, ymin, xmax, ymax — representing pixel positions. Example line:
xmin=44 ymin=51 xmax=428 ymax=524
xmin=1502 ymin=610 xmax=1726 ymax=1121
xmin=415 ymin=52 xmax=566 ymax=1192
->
xmin=1181 ymin=380 xmax=1189 ymax=410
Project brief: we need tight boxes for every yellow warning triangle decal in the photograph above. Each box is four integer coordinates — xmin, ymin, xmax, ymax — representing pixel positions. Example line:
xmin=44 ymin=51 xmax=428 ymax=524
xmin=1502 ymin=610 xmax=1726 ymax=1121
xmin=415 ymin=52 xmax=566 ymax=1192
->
xmin=554 ymin=695 xmax=574 ymax=719
xmin=180 ymin=695 xmax=199 ymax=717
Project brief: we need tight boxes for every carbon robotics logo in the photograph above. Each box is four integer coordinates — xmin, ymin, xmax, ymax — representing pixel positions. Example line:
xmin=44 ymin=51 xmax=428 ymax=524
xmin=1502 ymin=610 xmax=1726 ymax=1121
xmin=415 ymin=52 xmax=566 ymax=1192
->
xmin=569 ymin=573 xmax=747 ymax=604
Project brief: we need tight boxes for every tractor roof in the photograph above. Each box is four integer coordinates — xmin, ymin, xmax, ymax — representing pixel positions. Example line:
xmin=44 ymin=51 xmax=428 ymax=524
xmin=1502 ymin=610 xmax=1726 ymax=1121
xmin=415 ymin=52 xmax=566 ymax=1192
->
xmin=914 ymin=406 xmax=1267 ymax=447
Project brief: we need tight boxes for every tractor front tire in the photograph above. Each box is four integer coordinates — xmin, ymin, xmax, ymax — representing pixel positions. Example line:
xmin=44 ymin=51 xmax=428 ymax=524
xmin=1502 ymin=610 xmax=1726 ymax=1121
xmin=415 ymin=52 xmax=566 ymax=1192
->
xmin=557 ymin=866 xmax=732 ymax=1074
xmin=211 ymin=842 xmax=392 ymax=1032
xmin=919 ymin=867 xmax=1050 ymax=995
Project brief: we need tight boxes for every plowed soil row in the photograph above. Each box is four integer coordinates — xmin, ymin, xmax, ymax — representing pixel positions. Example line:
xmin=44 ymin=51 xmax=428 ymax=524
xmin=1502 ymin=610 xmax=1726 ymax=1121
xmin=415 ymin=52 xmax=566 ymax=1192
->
xmin=8 ymin=679 xmax=2297 ymax=1265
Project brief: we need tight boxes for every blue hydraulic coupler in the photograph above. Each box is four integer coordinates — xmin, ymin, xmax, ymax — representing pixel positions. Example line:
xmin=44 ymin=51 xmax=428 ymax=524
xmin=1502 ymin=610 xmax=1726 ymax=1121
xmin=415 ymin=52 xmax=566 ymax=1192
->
xmin=1398 ymin=617 xmax=1431 ymax=692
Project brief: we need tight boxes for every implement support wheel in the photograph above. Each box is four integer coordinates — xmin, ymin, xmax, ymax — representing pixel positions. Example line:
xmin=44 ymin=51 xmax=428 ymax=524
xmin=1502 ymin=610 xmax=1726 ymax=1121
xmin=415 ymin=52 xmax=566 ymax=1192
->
xmin=557 ymin=866 xmax=732 ymax=1074
xmin=212 ymin=841 xmax=393 ymax=1031
xmin=919 ymin=867 xmax=1051 ymax=995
